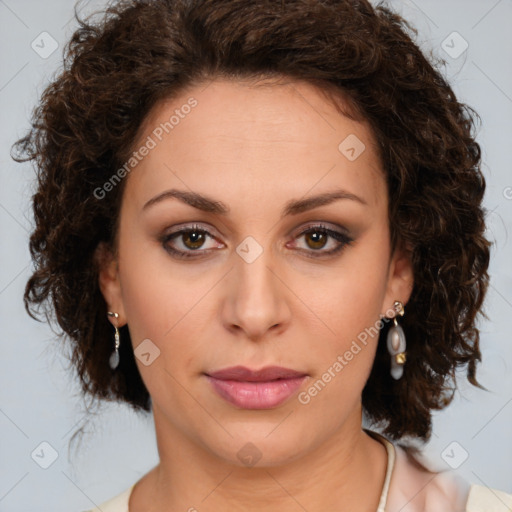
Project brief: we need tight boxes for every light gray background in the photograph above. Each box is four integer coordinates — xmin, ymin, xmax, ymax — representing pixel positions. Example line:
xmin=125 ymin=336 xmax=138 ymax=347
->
xmin=1 ymin=0 xmax=511 ymax=510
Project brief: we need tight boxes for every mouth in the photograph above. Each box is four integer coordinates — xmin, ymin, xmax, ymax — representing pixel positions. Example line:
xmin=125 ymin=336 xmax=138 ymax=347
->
xmin=204 ymin=366 xmax=308 ymax=409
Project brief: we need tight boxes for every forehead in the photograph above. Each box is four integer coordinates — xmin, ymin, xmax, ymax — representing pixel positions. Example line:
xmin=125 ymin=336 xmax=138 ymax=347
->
xmin=124 ymin=78 xmax=387 ymax=212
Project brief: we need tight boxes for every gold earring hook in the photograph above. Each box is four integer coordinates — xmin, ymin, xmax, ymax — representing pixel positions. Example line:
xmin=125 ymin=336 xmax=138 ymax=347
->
xmin=107 ymin=311 xmax=119 ymax=325
xmin=392 ymin=301 xmax=404 ymax=327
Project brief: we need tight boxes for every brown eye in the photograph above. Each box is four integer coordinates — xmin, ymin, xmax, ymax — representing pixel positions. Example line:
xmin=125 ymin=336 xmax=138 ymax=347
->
xmin=304 ymin=231 xmax=328 ymax=250
xmin=291 ymin=224 xmax=354 ymax=258
xmin=160 ymin=224 xmax=223 ymax=259
xmin=182 ymin=230 xmax=206 ymax=250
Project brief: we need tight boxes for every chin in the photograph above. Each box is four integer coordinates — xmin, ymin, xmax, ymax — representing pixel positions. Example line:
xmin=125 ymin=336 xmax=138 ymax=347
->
xmin=199 ymin=423 xmax=315 ymax=469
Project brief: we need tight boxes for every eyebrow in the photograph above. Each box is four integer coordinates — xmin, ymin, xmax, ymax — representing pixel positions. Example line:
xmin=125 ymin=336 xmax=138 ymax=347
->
xmin=142 ymin=188 xmax=367 ymax=217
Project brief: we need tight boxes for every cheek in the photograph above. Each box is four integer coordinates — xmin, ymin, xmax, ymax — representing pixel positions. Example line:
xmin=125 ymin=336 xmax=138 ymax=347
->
xmin=296 ymin=234 xmax=391 ymax=401
xmin=115 ymin=234 xmax=194 ymax=366
xmin=117 ymin=221 xmax=190 ymax=334
xmin=117 ymin=260 xmax=204 ymax=406
xmin=297 ymin=272 xmax=386 ymax=416
xmin=313 ymin=238 xmax=390 ymax=343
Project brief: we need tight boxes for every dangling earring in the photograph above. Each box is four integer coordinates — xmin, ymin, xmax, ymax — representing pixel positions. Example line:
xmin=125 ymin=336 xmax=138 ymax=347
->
xmin=107 ymin=311 xmax=120 ymax=370
xmin=386 ymin=300 xmax=406 ymax=380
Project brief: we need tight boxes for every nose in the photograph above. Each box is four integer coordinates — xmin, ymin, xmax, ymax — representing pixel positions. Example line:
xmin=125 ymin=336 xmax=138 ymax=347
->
xmin=221 ymin=241 xmax=291 ymax=341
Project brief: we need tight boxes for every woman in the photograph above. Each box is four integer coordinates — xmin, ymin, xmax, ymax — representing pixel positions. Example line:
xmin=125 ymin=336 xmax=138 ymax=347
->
xmin=12 ymin=0 xmax=512 ymax=510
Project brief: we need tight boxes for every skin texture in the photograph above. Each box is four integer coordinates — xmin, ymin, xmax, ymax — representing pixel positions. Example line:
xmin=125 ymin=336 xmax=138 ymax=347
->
xmin=98 ymin=78 xmax=414 ymax=511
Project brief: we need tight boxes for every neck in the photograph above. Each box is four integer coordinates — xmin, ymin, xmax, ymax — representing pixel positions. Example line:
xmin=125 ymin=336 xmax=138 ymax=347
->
xmin=135 ymin=406 xmax=388 ymax=512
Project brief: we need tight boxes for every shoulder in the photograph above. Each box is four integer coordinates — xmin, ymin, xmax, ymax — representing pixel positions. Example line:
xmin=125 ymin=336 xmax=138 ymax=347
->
xmin=385 ymin=441 xmax=469 ymax=512
xmin=386 ymin=442 xmax=512 ymax=512
xmin=79 ymin=483 xmax=135 ymax=512
xmin=386 ymin=445 xmax=512 ymax=512
xmin=466 ymin=484 xmax=512 ymax=512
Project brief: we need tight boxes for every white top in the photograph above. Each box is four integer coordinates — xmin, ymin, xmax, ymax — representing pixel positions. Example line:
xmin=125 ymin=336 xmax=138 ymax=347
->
xmin=81 ymin=433 xmax=512 ymax=512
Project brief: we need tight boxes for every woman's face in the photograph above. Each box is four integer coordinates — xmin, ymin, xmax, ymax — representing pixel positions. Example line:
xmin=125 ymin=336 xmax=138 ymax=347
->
xmin=99 ymin=77 xmax=413 ymax=467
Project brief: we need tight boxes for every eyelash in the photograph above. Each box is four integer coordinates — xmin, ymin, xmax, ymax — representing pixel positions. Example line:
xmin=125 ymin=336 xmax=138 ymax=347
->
xmin=159 ymin=223 xmax=354 ymax=260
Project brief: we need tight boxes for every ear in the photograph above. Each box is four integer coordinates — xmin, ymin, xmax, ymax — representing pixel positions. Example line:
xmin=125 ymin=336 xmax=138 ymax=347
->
xmin=381 ymin=243 xmax=414 ymax=316
xmin=95 ymin=242 xmax=127 ymax=326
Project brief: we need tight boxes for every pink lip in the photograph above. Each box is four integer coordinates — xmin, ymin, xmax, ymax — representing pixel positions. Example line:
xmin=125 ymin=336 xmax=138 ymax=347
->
xmin=205 ymin=366 xmax=308 ymax=409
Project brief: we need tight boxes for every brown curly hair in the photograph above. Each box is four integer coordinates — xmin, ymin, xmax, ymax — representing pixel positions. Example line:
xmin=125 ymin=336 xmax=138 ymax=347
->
xmin=12 ymin=0 xmax=490 ymax=442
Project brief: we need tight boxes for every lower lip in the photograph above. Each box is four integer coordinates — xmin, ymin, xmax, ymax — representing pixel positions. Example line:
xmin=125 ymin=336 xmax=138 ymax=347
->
xmin=206 ymin=376 xmax=307 ymax=409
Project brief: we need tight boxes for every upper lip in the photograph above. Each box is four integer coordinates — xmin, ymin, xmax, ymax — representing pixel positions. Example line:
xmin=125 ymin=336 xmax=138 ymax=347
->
xmin=206 ymin=366 xmax=307 ymax=382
